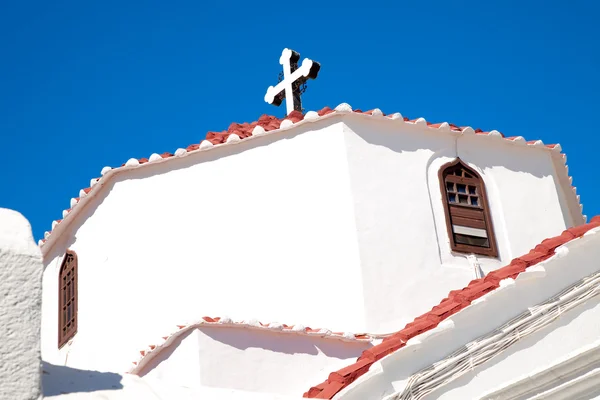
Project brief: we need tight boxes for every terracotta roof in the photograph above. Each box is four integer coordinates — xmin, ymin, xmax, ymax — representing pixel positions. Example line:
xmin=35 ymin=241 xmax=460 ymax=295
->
xmin=38 ymin=103 xmax=581 ymax=253
xmin=129 ymin=315 xmax=381 ymax=375
xmin=303 ymin=216 xmax=600 ymax=399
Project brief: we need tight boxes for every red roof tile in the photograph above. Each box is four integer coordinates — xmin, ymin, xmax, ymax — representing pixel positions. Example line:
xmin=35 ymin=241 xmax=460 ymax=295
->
xmin=303 ymin=216 xmax=600 ymax=399
xmin=39 ymin=104 xmax=578 ymax=253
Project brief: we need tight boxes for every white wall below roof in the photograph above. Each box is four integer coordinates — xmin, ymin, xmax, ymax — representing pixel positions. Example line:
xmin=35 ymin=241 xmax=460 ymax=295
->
xmin=139 ymin=326 xmax=371 ymax=397
xmin=40 ymin=114 xmax=583 ymax=378
xmin=0 ymin=208 xmax=43 ymax=400
xmin=343 ymin=116 xmax=576 ymax=332
xmin=41 ymin=119 xmax=367 ymax=373
xmin=456 ymin=134 xmax=572 ymax=258
xmin=343 ymin=119 xmax=472 ymax=333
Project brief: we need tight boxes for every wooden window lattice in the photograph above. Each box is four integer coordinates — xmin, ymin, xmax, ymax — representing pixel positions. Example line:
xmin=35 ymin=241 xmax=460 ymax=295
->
xmin=58 ymin=250 xmax=78 ymax=348
xmin=439 ymin=160 xmax=498 ymax=257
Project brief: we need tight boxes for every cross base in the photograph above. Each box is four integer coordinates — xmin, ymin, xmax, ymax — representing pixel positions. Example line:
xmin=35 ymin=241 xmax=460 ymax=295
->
xmin=265 ymin=49 xmax=321 ymax=115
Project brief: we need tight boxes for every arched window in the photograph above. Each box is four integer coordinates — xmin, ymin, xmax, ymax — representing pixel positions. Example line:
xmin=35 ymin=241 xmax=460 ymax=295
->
xmin=58 ymin=250 xmax=78 ymax=348
xmin=439 ymin=159 xmax=498 ymax=257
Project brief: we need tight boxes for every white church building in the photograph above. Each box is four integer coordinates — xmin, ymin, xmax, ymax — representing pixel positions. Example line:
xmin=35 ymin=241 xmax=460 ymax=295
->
xmin=1 ymin=50 xmax=600 ymax=400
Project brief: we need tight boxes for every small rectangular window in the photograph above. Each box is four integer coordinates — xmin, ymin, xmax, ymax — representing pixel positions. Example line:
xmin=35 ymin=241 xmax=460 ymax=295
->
xmin=59 ymin=251 xmax=78 ymax=348
xmin=440 ymin=160 xmax=498 ymax=257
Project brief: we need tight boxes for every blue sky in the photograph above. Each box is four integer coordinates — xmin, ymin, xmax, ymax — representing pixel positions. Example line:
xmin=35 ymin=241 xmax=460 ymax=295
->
xmin=1 ymin=1 xmax=598 ymax=241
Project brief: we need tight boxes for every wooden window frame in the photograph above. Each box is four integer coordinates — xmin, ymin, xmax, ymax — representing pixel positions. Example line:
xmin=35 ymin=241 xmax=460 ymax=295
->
xmin=439 ymin=159 xmax=498 ymax=257
xmin=58 ymin=250 xmax=78 ymax=348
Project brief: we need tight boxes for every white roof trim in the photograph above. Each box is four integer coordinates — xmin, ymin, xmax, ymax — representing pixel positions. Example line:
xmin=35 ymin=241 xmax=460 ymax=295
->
xmin=479 ymin=339 xmax=600 ymax=400
xmin=129 ymin=315 xmax=385 ymax=376
xmin=38 ymin=103 xmax=583 ymax=257
xmin=383 ymin=269 xmax=600 ymax=400
xmin=335 ymin=228 xmax=600 ymax=400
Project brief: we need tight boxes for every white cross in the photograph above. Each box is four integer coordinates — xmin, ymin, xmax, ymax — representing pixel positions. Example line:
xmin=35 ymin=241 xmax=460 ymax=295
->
xmin=264 ymin=48 xmax=320 ymax=115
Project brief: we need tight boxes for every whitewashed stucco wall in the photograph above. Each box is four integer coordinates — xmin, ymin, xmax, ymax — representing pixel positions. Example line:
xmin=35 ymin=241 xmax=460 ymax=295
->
xmin=41 ymin=118 xmax=366 ymax=372
xmin=139 ymin=327 xmax=371 ymax=397
xmin=344 ymin=116 xmax=577 ymax=332
xmin=0 ymin=209 xmax=43 ymax=400
xmin=40 ymin=114 xmax=581 ymax=377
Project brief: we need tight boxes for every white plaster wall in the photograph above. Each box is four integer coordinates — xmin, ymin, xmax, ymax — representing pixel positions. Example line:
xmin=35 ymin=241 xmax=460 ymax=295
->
xmin=343 ymin=119 xmax=469 ymax=333
xmin=139 ymin=326 xmax=370 ymax=397
xmin=40 ymin=114 xmax=581 ymax=379
xmin=140 ymin=330 xmax=202 ymax=391
xmin=0 ymin=208 xmax=43 ymax=400
xmin=41 ymin=118 xmax=366 ymax=373
xmin=343 ymin=116 xmax=576 ymax=332
xmin=456 ymin=135 xmax=571 ymax=258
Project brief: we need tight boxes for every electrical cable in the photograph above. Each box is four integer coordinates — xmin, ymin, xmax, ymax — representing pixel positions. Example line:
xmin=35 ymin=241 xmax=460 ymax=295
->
xmin=385 ymin=270 xmax=600 ymax=400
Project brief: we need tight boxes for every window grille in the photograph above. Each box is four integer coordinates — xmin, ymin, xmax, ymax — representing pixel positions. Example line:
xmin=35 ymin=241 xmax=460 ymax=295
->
xmin=439 ymin=160 xmax=498 ymax=257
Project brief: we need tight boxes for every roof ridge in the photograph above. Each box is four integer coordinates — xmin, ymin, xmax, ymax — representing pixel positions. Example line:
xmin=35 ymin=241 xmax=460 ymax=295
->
xmin=303 ymin=216 xmax=600 ymax=399
xmin=38 ymin=103 xmax=585 ymax=253
xmin=129 ymin=315 xmax=383 ymax=375
xmin=39 ymin=103 xmax=577 ymax=255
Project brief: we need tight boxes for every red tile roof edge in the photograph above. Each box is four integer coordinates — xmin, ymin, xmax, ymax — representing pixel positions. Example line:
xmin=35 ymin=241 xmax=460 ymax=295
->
xmin=128 ymin=315 xmax=382 ymax=375
xmin=303 ymin=216 xmax=600 ymax=399
xmin=39 ymin=103 xmax=579 ymax=255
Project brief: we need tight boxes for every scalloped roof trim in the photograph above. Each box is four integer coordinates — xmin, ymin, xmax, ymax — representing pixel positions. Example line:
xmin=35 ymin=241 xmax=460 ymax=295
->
xmin=303 ymin=216 xmax=600 ymax=399
xmin=128 ymin=315 xmax=382 ymax=375
xmin=39 ymin=104 xmax=580 ymax=253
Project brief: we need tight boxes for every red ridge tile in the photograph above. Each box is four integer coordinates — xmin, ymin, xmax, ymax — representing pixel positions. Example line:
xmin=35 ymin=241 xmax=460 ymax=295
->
xmin=317 ymin=107 xmax=334 ymax=116
xmin=287 ymin=110 xmax=305 ymax=122
xmin=485 ymin=260 xmax=527 ymax=282
xmin=429 ymin=299 xmax=468 ymax=319
xmin=568 ymin=223 xmax=600 ymax=237
xmin=305 ymin=218 xmax=600 ymax=398
xmin=304 ymin=382 xmax=328 ymax=398
xmin=328 ymin=358 xmax=372 ymax=384
xmin=206 ymin=131 xmax=228 ymax=144
xmin=314 ymin=381 xmax=346 ymax=399
xmin=359 ymin=336 xmax=405 ymax=362
xmin=449 ymin=279 xmax=497 ymax=302
xmin=397 ymin=319 xmax=439 ymax=342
